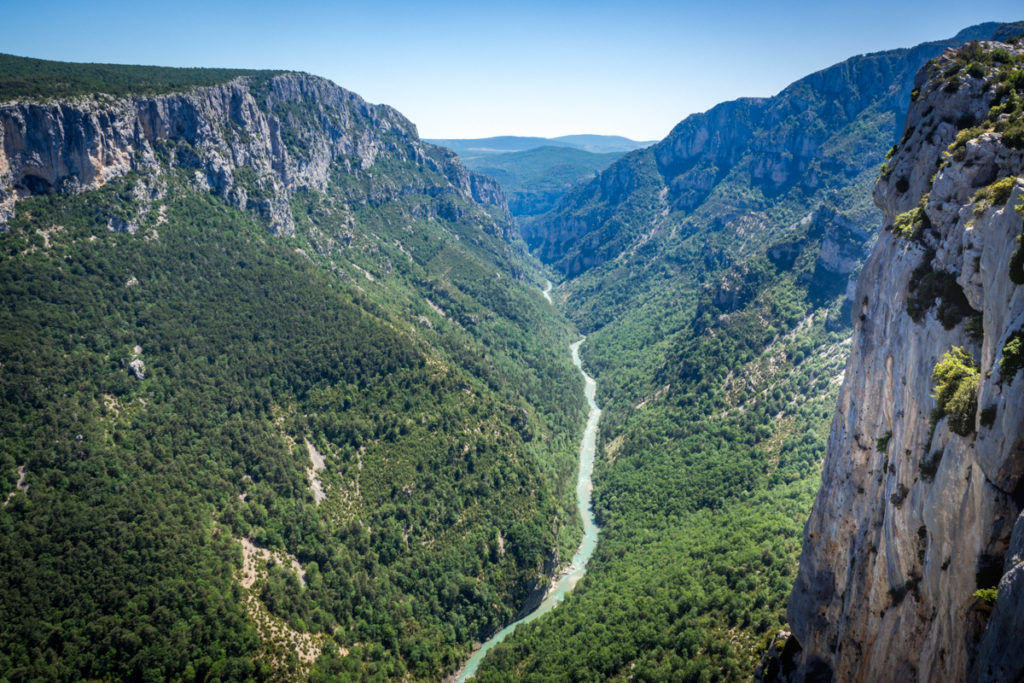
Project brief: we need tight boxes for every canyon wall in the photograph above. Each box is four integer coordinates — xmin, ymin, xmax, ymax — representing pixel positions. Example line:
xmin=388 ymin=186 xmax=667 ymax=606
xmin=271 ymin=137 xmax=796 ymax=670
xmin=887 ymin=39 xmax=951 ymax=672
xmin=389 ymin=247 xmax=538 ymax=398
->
xmin=786 ymin=40 xmax=1024 ymax=682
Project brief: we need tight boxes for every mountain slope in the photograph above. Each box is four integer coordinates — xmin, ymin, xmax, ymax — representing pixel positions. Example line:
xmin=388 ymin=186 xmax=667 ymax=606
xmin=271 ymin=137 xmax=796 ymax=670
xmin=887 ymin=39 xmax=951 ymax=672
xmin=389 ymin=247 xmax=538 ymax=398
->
xmin=530 ymin=23 xmax=1015 ymax=280
xmin=0 ymin=57 xmax=585 ymax=680
xmin=472 ymin=22 xmax=1023 ymax=681
xmin=785 ymin=37 xmax=1024 ymax=683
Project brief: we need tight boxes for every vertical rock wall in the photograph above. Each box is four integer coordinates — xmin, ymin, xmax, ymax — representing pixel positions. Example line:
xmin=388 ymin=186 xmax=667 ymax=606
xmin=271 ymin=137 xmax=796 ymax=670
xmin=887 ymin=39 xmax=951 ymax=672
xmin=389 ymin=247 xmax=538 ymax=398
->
xmin=787 ymin=41 xmax=1024 ymax=682
xmin=0 ymin=73 xmax=507 ymax=236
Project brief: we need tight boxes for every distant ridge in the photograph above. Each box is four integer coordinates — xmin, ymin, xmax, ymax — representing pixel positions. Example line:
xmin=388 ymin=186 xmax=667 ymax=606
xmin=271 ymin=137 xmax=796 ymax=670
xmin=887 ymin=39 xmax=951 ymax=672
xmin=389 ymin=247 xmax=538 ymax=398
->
xmin=426 ymin=134 xmax=654 ymax=157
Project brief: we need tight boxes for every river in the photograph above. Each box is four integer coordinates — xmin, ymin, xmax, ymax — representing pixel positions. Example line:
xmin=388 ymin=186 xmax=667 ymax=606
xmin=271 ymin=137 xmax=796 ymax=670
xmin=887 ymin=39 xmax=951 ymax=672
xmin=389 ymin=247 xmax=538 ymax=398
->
xmin=455 ymin=286 xmax=601 ymax=680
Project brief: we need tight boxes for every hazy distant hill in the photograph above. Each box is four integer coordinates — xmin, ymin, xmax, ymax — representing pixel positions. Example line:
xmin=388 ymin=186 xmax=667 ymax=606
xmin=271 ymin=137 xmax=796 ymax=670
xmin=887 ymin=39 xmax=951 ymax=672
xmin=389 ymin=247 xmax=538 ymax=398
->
xmin=426 ymin=134 xmax=653 ymax=157
xmin=425 ymin=135 xmax=652 ymax=223
xmin=458 ymin=145 xmax=625 ymax=221
xmin=550 ymin=134 xmax=657 ymax=153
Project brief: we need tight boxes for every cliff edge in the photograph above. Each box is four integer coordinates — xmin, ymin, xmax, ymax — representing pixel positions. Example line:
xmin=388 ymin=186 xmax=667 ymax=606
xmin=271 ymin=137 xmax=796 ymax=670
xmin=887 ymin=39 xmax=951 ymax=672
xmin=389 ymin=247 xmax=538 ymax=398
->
xmin=785 ymin=39 xmax=1024 ymax=682
xmin=0 ymin=69 xmax=507 ymax=237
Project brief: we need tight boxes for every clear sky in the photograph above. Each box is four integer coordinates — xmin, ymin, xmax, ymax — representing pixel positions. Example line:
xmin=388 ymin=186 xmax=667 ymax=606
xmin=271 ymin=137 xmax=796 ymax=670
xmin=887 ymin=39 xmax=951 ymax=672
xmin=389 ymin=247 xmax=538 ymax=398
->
xmin=3 ymin=1 xmax=1021 ymax=140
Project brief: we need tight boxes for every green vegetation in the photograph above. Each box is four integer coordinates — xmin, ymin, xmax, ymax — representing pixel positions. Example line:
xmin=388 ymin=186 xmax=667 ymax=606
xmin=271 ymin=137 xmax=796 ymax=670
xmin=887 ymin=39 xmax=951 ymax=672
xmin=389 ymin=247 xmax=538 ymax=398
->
xmin=972 ymin=177 xmax=1017 ymax=215
xmin=892 ymin=197 xmax=930 ymax=240
xmin=974 ymin=587 xmax=999 ymax=605
xmin=475 ymin=119 xmax=859 ymax=679
xmin=0 ymin=102 xmax=585 ymax=678
xmin=1000 ymin=330 xmax=1024 ymax=383
xmin=6 ymin=30 xmax=1024 ymax=683
xmin=456 ymin=146 xmax=625 ymax=221
xmin=1011 ymin=199 xmax=1024 ymax=285
xmin=0 ymin=52 xmax=281 ymax=101
xmin=934 ymin=42 xmax=1024 ymax=163
xmin=932 ymin=347 xmax=980 ymax=436
xmin=906 ymin=254 xmax=978 ymax=329
xmin=478 ymin=220 xmax=849 ymax=680
xmin=980 ymin=405 xmax=998 ymax=428
xmin=876 ymin=431 xmax=893 ymax=453
xmin=473 ymin=28 xmax=1021 ymax=682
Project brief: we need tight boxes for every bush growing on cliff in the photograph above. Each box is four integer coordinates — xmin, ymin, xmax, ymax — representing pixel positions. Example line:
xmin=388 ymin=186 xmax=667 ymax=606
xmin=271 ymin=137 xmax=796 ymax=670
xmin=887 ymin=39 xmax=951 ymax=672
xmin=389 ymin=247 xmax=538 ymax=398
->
xmin=875 ymin=431 xmax=892 ymax=453
xmin=1011 ymin=200 xmax=1024 ymax=284
xmin=973 ymin=587 xmax=999 ymax=605
xmin=906 ymin=257 xmax=977 ymax=329
xmin=891 ymin=196 xmax=930 ymax=240
xmin=972 ymin=177 xmax=1018 ymax=215
xmin=932 ymin=347 xmax=980 ymax=436
xmin=1000 ymin=330 xmax=1024 ymax=383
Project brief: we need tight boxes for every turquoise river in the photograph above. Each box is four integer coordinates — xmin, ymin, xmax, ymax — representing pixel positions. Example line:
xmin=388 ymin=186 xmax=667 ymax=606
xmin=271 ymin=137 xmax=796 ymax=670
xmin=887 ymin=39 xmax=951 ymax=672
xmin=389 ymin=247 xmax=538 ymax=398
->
xmin=455 ymin=286 xmax=602 ymax=680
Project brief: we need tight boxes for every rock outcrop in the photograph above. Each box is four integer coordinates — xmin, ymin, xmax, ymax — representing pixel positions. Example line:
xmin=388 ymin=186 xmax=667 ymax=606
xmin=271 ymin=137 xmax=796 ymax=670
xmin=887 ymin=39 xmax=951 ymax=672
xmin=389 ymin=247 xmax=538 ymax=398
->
xmin=0 ymin=72 xmax=507 ymax=236
xmin=786 ymin=40 xmax=1024 ymax=682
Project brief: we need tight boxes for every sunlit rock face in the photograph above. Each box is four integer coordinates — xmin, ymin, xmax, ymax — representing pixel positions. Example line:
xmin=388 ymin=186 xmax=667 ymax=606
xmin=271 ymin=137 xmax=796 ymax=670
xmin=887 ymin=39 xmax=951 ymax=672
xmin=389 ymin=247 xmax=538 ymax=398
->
xmin=786 ymin=41 xmax=1024 ymax=683
xmin=0 ymin=72 xmax=507 ymax=237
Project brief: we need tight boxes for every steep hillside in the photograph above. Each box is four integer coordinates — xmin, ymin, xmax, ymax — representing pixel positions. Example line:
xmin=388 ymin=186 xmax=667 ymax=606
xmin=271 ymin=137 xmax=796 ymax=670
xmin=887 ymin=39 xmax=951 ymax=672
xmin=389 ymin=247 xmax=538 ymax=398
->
xmin=472 ymin=23 xmax=1023 ymax=682
xmin=534 ymin=24 xmax=1017 ymax=280
xmin=0 ymin=57 xmax=585 ymax=680
xmin=785 ymin=38 xmax=1024 ymax=683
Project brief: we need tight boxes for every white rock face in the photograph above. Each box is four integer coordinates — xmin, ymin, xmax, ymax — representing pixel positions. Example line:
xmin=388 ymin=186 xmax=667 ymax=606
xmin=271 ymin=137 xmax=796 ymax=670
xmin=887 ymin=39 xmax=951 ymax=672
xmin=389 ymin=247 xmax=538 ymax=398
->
xmin=787 ymin=43 xmax=1024 ymax=682
xmin=0 ymin=73 xmax=507 ymax=236
xmin=128 ymin=357 xmax=145 ymax=380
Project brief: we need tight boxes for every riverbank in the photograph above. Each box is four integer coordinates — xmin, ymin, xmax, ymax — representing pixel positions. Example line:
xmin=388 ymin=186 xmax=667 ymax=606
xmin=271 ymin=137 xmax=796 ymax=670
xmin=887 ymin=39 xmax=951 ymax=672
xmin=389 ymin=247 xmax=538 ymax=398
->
xmin=453 ymin=330 xmax=601 ymax=681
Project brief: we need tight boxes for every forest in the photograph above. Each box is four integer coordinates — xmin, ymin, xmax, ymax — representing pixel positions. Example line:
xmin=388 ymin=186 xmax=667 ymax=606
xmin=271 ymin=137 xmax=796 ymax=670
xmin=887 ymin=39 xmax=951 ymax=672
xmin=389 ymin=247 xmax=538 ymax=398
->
xmin=4 ymin=27 xmax=1024 ymax=683
xmin=0 ymin=104 xmax=585 ymax=679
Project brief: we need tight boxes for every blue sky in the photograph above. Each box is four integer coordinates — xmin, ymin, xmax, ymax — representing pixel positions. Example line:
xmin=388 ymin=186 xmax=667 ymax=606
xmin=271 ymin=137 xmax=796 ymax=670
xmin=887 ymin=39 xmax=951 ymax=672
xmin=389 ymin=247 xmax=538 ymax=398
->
xmin=3 ymin=1 xmax=1021 ymax=140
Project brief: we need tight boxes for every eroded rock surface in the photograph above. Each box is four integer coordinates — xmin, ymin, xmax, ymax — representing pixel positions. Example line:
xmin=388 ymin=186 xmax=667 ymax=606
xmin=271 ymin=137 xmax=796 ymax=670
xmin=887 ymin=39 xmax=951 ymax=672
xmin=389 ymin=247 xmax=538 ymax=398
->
xmin=0 ymin=73 xmax=507 ymax=236
xmin=787 ymin=41 xmax=1024 ymax=682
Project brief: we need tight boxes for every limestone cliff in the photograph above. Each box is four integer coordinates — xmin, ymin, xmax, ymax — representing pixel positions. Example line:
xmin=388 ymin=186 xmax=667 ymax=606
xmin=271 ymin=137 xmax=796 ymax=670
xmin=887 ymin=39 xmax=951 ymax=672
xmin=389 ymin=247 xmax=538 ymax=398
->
xmin=0 ymin=71 xmax=508 ymax=237
xmin=786 ymin=40 xmax=1024 ymax=682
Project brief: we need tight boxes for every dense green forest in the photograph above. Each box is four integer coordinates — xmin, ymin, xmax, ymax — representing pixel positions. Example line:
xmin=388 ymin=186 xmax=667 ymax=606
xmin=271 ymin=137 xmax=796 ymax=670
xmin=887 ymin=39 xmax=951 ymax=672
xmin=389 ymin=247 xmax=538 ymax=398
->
xmin=0 ymin=52 xmax=281 ymax=100
xmin=472 ymin=25 xmax=1024 ymax=682
xmin=477 ymin=209 xmax=851 ymax=681
xmin=0 ymin=70 xmax=587 ymax=678
xmin=5 ymin=25 xmax=1024 ymax=683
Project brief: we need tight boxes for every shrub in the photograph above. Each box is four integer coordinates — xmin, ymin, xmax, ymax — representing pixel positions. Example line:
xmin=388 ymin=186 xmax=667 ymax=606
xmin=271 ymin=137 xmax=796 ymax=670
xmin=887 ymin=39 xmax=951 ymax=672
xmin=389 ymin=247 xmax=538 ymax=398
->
xmin=1001 ymin=330 xmax=1024 ymax=383
xmin=920 ymin=449 xmax=944 ymax=482
xmin=875 ymin=431 xmax=892 ymax=453
xmin=1003 ymin=118 xmax=1024 ymax=150
xmin=892 ymin=196 xmax=930 ymax=240
xmin=1011 ymin=200 xmax=1024 ymax=284
xmin=966 ymin=314 xmax=984 ymax=341
xmin=973 ymin=587 xmax=999 ymax=605
xmin=1008 ymin=69 xmax=1024 ymax=91
xmin=972 ymin=177 xmax=1018 ymax=215
xmin=906 ymin=257 xmax=976 ymax=329
xmin=990 ymin=49 xmax=1013 ymax=65
xmin=980 ymin=406 xmax=997 ymax=428
xmin=932 ymin=347 xmax=980 ymax=436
